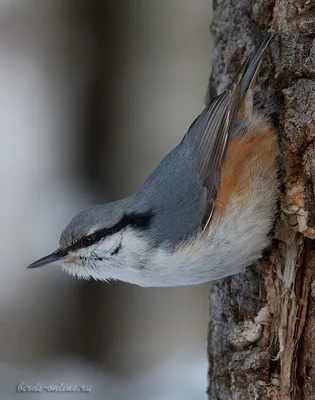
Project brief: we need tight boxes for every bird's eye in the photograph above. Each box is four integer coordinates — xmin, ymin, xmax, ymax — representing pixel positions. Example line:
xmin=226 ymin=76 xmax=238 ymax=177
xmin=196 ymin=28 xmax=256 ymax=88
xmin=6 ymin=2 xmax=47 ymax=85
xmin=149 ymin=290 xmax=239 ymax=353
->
xmin=81 ymin=235 xmax=95 ymax=247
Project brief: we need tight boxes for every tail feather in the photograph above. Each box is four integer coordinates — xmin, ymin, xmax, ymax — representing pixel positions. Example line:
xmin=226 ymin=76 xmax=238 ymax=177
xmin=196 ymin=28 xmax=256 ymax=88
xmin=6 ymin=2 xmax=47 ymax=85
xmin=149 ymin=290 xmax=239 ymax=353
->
xmin=239 ymin=32 xmax=276 ymax=119
xmin=240 ymin=32 xmax=276 ymax=96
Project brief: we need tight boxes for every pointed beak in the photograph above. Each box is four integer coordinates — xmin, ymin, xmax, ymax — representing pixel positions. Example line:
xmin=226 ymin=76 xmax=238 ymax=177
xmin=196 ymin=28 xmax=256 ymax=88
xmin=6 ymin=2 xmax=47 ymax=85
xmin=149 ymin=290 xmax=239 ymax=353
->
xmin=27 ymin=250 xmax=64 ymax=269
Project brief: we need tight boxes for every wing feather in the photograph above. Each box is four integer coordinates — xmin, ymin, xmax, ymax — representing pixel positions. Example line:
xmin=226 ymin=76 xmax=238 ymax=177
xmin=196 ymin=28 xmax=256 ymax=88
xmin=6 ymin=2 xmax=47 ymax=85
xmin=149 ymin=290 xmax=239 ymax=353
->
xmin=181 ymin=33 xmax=276 ymax=221
xmin=181 ymin=59 xmax=249 ymax=210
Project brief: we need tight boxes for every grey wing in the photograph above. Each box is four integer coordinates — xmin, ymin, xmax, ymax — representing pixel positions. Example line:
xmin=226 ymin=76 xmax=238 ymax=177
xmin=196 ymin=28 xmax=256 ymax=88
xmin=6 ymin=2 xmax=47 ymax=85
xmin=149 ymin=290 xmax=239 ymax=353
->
xmin=135 ymin=61 xmax=248 ymax=246
xmin=180 ymin=60 xmax=248 ymax=220
xmin=180 ymin=33 xmax=276 ymax=221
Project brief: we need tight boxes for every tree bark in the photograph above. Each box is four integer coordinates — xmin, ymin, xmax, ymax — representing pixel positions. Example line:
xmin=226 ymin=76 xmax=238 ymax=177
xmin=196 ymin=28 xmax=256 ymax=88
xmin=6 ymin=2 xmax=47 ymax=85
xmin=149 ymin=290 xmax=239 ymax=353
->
xmin=207 ymin=1 xmax=315 ymax=399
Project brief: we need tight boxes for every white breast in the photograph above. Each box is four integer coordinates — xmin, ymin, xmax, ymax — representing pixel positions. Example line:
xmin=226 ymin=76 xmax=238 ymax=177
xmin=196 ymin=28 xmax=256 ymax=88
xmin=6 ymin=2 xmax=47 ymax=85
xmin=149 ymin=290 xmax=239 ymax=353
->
xmin=138 ymin=169 xmax=278 ymax=287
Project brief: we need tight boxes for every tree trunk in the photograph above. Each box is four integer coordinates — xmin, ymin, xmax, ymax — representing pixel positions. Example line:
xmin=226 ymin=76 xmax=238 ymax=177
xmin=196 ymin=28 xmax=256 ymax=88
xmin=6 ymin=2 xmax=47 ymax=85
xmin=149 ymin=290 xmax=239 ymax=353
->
xmin=207 ymin=1 xmax=315 ymax=399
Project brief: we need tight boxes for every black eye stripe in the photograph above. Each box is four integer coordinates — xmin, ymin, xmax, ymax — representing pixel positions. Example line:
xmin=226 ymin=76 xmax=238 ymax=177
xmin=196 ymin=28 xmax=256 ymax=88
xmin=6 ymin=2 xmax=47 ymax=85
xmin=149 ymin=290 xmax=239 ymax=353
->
xmin=62 ymin=211 xmax=154 ymax=255
xmin=93 ymin=211 xmax=154 ymax=242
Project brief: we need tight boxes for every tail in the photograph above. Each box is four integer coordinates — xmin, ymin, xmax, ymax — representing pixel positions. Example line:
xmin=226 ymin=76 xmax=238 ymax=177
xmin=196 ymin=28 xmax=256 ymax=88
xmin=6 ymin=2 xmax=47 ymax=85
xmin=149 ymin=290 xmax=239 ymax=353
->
xmin=240 ymin=32 xmax=276 ymax=95
xmin=239 ymin=32 xmax=276 ymax=118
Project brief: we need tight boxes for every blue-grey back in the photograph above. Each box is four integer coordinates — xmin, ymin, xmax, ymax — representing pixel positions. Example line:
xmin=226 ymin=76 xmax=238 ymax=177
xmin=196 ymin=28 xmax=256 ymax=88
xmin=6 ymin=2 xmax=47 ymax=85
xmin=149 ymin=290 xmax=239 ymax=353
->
xmin=134 ymin=143 xmax=206 ymax=248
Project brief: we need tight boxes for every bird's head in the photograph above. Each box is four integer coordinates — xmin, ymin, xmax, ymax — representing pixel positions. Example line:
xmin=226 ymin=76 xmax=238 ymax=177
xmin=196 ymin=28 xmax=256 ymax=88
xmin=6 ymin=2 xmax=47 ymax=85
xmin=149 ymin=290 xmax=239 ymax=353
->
xmin=27 ymin=199 xmax=155 ymax=284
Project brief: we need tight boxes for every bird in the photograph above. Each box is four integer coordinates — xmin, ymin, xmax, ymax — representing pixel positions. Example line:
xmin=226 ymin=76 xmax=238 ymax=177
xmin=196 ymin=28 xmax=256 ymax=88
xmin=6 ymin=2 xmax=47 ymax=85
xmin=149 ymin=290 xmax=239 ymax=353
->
xmin=27 ymin=33 xmax=278 ymax=287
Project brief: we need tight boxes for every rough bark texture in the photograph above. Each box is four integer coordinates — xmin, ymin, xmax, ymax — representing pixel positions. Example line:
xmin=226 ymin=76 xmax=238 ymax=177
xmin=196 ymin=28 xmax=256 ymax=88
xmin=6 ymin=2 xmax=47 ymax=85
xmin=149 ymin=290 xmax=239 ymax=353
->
xmin=208 ymin=1 xmax=315 ymax=399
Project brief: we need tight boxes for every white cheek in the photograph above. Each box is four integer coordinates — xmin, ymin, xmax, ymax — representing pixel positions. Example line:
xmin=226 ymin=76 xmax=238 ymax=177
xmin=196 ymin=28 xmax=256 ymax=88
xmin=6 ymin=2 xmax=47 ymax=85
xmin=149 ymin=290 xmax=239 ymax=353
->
xmin=94 ymin=233 xmax=122 ymax=257
xmin=63 ymin=234 xmax=122 ymax=265
xmin=65 ymin=248 xmax=91 ymax=264
xmin=120 ymin=229 xmax=148 ymax=255
xmin=61 ymin=229 xmax=151 ymax=284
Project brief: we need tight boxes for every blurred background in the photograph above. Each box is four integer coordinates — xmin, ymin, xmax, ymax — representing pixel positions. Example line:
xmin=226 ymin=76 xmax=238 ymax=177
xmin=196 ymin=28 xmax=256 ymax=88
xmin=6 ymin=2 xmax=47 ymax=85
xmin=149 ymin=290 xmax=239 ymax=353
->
xmin=0 ymin=1 xmax=212 ymax=398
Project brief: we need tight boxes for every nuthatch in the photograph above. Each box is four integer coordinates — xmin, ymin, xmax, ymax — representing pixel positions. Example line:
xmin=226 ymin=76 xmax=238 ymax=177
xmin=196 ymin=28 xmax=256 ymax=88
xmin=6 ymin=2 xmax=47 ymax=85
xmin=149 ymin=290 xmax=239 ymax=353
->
xmin=28 ymin=33 xmax=277 ymax=287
